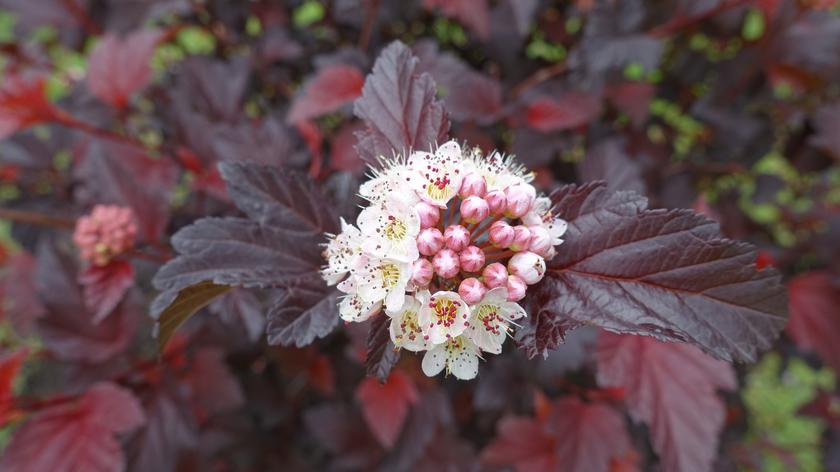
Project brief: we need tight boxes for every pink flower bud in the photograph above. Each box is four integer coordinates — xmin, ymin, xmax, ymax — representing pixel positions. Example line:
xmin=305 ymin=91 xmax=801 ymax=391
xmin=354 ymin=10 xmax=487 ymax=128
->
xmin=509 ymin=226 xmax=532 ymax=252
xmin=460 ymin=196 xmax=489 ymax=224
xmin=459 ymin=173 xmax=487 ymax=198
xmin=507 ymin=251 xmax=546 ymax=285
xmin=458 ymin=278 xmax=487 ymax=304
xmin=73 ymin=204 xmax=138 ymax=266
xmin=506 ymin=275 xmax=527 ymax=301
xmin=417 ymin=228 xmax=444 ymax=256
xmin=488 ymin=221 xmax=514 ymax=248
xmin=528 ymin=226 xmax=552 ymax=256
xmin=444 ymin=224 xmax=470 ymax=251
xmin=415 ymin=201 xmax=440 ymax=229
xmin=504 ymin=183 xmax=536 ymax=218
xmin=485 ymin=190 xmax=507 ymax=215
xmin=411 ymin=258 xmax=434 ymax=287
xmin=459 ymin=245 xmax=485 ymax=272
xmin=433 ymin=249 xmax=460 ymax=279
xmin=482 ymin=262 xmax=508 ymax=288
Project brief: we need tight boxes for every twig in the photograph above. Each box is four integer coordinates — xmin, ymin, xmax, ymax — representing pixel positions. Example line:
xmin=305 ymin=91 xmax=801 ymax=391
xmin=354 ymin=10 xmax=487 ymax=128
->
xmin=0 ymin=208 xmax=76 ymax=228
xmin=510 ymin=62 xmax=567 ymax=100
xmin=647 ymin=0 xmax=752 ymax=38
xmin=358 ymin=0 xmax=382 ymax=51
xmin=60 ymin=0 xmax=102 ymax=36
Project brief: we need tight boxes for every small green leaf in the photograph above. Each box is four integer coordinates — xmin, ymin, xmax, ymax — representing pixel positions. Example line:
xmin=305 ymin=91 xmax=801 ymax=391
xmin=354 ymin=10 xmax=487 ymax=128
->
xmin=742 ymin=9 xmax=765 ymax=41
xmin=155 ymin=281 xmax=233 ymax=352
xmin=294 ymin=1 xmax=325 ymax=28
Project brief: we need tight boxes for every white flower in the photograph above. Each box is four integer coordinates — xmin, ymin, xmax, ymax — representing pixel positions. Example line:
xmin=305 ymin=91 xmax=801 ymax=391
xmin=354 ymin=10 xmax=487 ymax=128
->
xmin=417 ymin=290 xmax=470 ymax=344
xmin=421 ymin=335 xmax=480 ymax=380
xmin=349 ymin=255 xmax=411 ymax=312
xmin=339 ymin=292 xmax=381 ymax=322
xmin=464 ymin=148 xmax=532 ymax=192
xmin=466 ymin=288 xmax=526 ymax=354
xmin=408 ymin=141 xmax=465 ymax=208
xmin=358 ymin=195 xmax=421 ymax=262
xmin=386 ymin=295 xmax=428 ymax=351
xmin=359 ymin=165 xmax=420 ymax=205
xmin=322 ymin=218 xmax=363 ymax=286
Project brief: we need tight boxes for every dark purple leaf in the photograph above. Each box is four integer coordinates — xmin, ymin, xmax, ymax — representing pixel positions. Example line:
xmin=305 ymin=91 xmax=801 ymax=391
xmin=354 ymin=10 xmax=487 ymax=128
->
xmin=526 ymin=181 xmax=787 ymax=363
xmin=0 ymin=251 xmax=46 ymax=335
xmin=208 ymin=289 xmax=266 ymax=342
xmin=787 ymin=271 xmax=840 ymax=373
xmin=304 ymin=403 xmax=383 ymax=469
xmin=597 ymin=331 xmax=737 ymax=472
xmin=129 ymin=380 xmax=199 ymax=471
xmin=365 ymin=312 xmax=400 ymax=382
xmin=422 ymin=0 xmax=489 ymax=39
xmin=78 ymin=259 xmax=134 ymax=324
xmin=287 ymin=64 xmax=365 ymax=124
xmin=579 ymin=138 xmax=646 ymax=194
xmin=265 ymin=278 xmax=340 ymax=347
xmin=353 ymin=41 xmax=450 ymax=165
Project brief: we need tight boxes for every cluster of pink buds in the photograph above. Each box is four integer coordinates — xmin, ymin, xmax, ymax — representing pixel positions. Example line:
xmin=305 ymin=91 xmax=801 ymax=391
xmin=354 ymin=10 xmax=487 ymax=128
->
xmin=322 ymin=141 xmax=566 ymax=380
xmin=73 ymin=204 xmax=138 ymax=266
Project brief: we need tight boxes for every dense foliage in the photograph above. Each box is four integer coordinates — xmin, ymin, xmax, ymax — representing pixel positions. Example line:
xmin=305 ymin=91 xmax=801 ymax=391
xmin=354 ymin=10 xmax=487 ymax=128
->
xmin=0 ymin=0 xmax=838 ymax=470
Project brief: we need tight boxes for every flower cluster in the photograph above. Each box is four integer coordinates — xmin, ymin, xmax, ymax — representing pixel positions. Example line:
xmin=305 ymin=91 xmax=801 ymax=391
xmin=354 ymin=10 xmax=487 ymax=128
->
xmin=322 ymin=141 xmax=567 ymax=380
xmin=73 ymin=204 xmax=138 ymax=266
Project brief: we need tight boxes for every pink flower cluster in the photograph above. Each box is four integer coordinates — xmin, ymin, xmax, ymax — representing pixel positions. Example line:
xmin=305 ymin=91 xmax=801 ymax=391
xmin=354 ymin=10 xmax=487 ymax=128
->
xmin=73 ymin=205 xmax=137 ymax=266
xmin=322 ymin=141 xmax=567 ymax=380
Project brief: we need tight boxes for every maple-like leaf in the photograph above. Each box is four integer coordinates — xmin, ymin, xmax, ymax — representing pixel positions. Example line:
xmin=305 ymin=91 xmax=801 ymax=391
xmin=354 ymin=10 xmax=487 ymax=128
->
xmin=482 ymin=396 xmax=632 ymax=472
xmin=596 ymin=331 xmax=737 ymax=472
xmin=87 ymin=29 xmax=163 ymax=109
xmin=787 ymin=271 xmax=840 ymax=373
xmin=266 ymin=279 xmax=340 ymax=347
xmin=0 ymin=76 xmax=65 ymax=140
xmin=353 ymin=41 xmax=450 ymax=165
xmin=519 ymin=181 xmax=788 ymax=363
xmin=0 ymin=382 xmax=145 ymax=472
xmin=578 ymin=138 xmax=646 ymax=194
xmin=287 ymin=64 xmax=365 ymax=124
xmin=355 ymin=370 xmax=419 ymax=449
xmin=525 ymin=93 xmax=602 ymax=132
xmin=78 ymin=259 xmax=134 ymax=324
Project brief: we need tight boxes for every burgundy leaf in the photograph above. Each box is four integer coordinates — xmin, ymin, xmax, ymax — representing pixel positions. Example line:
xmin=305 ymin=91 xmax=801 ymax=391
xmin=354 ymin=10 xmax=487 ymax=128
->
xmin=353 ymin=41 xmax=450 ymax=165
xmin=265 ymin=278 xmax=340 ymax=347
xmin=304 ymin=403 xmax=383 ymax=469
xmin=597 ymin=332 xmax=737 ymax=472
xmin=87 ymin=29 xmax=163 ymax=109
xmin=515 ymin=279 xmax=575 ymax=359
xmin=532 ymin=181 xmax=787 ymax=363
xmin=287 ymin=64 xmax=365 ymax=124
xmin=606 ymin=81 xmax=655 ymax=128
xmin=423 ymin=0 xmax=490 ymax=39
xmin=208 ymin=289 xmax=266 ymax=342
xmin=35 ymin=240 xmax=137 ymax=363
xmin=0 ymin=76 xmax=65 ymax=140
xmin=0 ymin=382 xmax=145 ymax=472
xmin=379 ymin=388 xmax=452 ymax=470
xmin=365 ymin=313 xmax=400 ymax=382
xmin=129 ymin=381 xmax=199 ymax=471
xmin=525 ymin=92 xmax=602 ymax=132
xmin=183 ymin=348 xmax=245 ymax=420
xmin=78 ymin=259 xmax=134 ymax=324
xmin=482 ymin=396 xmax=632 ymax=472
xmin=355 ymin=370 xmax=419 ymax=449
xmin=787 ymin=271 xmax=840 ymax=373
xmin=578 ymin=138 xmax=646 ymax=194
xmin=0 ymin=349 xmax=26 ymax=425
xmin=75 ymin=139 xmax=178 ymax=242
xmin=809 ymin=103 xmax=840 ymax=162
xmin=330 ymin=121 xmax=368 ymax=174
xmin=0 ymin=251 xmax=46 ymax=335
xmin=218 ymin=162 xmax=339 ymax=233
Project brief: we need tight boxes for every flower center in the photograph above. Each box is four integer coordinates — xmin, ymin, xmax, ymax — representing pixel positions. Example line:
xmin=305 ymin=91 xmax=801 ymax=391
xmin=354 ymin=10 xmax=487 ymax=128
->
xmin=430 ymin=297 xmax=458 ymax=327
xmin=396 ymin=310 xmax=422 ymax=344
xmin=380 ymin=263 xmax=401 ymax=288
xmin=383 ymin=216 xmax=407 ymax=240
xmin=475 ymin=304 xmax=503 ymax=335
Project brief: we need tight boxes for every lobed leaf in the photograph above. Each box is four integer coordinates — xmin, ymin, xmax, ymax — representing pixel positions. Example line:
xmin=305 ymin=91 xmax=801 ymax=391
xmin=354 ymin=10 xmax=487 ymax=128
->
xmin=287 ymin=64 xmax=365 ymax=124
xmin=786 ymin=271 xmax=840 ymax=373
xmin=365 ymin=313 xmax=400 ymax=382
xmin=153 ymin=281 xmax=233 ymax=352
xmin=519 ymin=181 xmax=788 ymax=363
xmin=353 ymin=41 xmax=449 ymax=165
xmin=355 ymin=370 xmax=419 ymax=449
xmin=265 ymin=278 xmax=340 ymax=348
xmin=78 ymin=259 xmax=135 ymax=324
xmin=87 ymin=29 xmax=162 ymax=109
xmin=596 ymin=332 xmax=737 ymax=472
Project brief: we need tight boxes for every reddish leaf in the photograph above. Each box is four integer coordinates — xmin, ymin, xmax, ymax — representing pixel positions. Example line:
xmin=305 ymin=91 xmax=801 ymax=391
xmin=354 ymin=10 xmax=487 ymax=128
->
xmin=606 ymin=81 xmax=655 ymax=128
xmin=527 ymin=181 xmax=788 ymax=363
xmin=423 ymin=0 xmax=490 ymax=39
xmin=128 ymin=381 xmax=199 ymax=471
xmin=182 ymin=348 xmax=244 ymax=421
xmin=0 ymin=76 xmax=63 ymax=140
xmin=35 ymin=240 xmax=137 ymax=363
xmin=525 ymin=93 xmax=602 ymax=132
xmin=0 ymin=382 xmax=145 ymax=472
xmin=0 ymin=349 xmax=26 ymax=426
xmin=787 ymin=271 xmax=840 ymax=373
xmin=356 ymin=370 xmax=419 ymax=449
xmin=87 ymin=29 xmax=163 ymax=109
xmin=330 ymin=121 xmax=367 ymax=174
xmin=482 ymin=397 xmax=631 ymax=472
xmin=354 ymin=41 xmax=450 ymax=165
xmin=596 ymin=332 xmax=737 ymax=472
xmin=287 ymin=65 xmax=365 ymax=124
xmin=78 ymin=259 xmax=135 ymax=324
